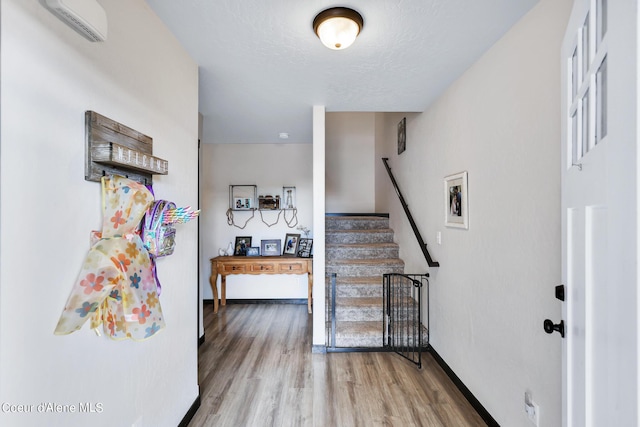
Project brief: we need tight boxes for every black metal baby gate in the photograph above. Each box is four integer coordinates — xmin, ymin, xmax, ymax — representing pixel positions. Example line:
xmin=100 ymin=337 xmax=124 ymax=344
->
xmin=326 ymin=272 xmax=429 ymax=368
xmin=383 ymin=273 xmax=429 ymax=368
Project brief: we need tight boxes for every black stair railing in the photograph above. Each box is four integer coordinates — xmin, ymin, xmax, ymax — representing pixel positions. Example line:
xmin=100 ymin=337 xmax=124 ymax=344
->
xmin=382 ymin=157 xmax=439 ymax=268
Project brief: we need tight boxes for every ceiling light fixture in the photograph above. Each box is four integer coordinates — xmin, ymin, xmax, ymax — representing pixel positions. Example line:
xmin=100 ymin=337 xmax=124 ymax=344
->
xmin=313 ymin=7 xmax=364 ymax=50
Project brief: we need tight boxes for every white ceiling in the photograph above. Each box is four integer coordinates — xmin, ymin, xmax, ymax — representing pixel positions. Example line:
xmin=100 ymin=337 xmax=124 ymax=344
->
xmin=144 ymin=0 xmax=539 ymax=144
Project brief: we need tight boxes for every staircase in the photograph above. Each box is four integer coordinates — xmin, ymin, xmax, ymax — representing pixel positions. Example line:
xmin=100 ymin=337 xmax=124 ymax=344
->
xmin=325 ymin=215 xmax=404 ymax=348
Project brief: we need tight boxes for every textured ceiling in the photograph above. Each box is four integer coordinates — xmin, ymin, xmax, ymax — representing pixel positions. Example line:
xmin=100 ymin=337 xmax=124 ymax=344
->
xmin=144 ymin=0 xmax=539 ymax=144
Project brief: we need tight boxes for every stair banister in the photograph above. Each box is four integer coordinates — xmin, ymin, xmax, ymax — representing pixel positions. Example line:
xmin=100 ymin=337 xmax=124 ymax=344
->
xmin=382 ymin=157 xmax=439 ymax=268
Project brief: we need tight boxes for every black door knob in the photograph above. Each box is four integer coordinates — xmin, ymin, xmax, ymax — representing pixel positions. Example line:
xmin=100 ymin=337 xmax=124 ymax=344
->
xmin=543 ymin=319 xmax=565 ymax=338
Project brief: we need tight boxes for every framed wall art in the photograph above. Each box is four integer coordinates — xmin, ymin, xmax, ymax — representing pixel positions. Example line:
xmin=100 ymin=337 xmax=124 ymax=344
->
xmin=444 ymin=171 xmax=468 ymax=229
xmin=229 ymin=185 xmax=256 ymax=211
xmin=282 ymin=186 xmax=296 ymax=209
xmin=397 ymin=117 xmax=406 ymax=155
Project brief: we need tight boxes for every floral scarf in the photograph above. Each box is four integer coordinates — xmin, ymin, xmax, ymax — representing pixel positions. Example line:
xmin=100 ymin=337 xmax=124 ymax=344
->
xmin=54 ymin=175 xmax=165 ymax=340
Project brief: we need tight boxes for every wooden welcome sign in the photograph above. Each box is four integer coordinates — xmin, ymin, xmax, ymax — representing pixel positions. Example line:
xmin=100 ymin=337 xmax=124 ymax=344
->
xmin=85 ymin=111 xmax=168 ymax=185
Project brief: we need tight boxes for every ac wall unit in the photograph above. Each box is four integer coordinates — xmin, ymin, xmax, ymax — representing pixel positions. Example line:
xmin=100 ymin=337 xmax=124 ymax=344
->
xmin=45 ymin=0 xmax=107 ymax=42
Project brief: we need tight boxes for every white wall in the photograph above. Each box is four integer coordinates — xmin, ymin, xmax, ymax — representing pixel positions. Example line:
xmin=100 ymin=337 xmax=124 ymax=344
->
xmin=326 ymin=112 xmax=376 ymax=213
xmin=374 ymin=1 xmax=571 ymax=426
xmin=0 ymin=1 xmax=199 ymax=426
xmin=200 ymin=143 xmax=313 ymax=300
xmin=312 ymin=106 xmax=327 ymax=347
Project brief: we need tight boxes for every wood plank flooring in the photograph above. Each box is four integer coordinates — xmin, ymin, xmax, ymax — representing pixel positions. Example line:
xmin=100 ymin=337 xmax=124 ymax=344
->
xmin=189 ymin=303 xmax=487 ymax=427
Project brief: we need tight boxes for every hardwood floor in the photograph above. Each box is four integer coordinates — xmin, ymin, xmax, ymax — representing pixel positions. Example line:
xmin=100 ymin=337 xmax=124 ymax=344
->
xmin=189 ymin=303 xmax=487 ymax=427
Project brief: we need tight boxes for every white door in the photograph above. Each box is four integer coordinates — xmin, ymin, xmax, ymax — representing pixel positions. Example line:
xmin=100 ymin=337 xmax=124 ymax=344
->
xmin=560 ymin=1 xmax=638 ymax=426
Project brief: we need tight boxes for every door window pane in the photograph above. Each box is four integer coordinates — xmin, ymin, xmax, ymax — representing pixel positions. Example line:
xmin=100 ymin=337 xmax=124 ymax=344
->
xmin=572 ymin=47 xmax=579 ymax=98
xmin=582 ymin=90 xmax=590 ymax=155
xmin=597 ymin=0 xmax=607 ymax=46
xmin=582 ymin=14 xmax=590 ymax=77
xmin=596 ymin=56 xmax=608 ymax=143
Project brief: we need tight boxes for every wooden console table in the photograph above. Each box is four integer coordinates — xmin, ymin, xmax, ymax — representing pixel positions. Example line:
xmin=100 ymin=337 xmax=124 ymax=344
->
xmin=209 ymin=256 xmax=313 ymax=314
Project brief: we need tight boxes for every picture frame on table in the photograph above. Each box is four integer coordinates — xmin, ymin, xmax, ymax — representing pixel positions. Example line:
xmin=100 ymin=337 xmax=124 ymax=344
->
xmin=282 ymin=233 xmax=300 ymax=256
xmin=261 ymin=239 xmax=281 ymax=256
xmin=296 ymin=238 xmax=313 ymax=258
xmin=444 ymin=171 xmax=468 ymax=229
xmin=234 ymin=236 xmax=252 ymax=255
xmin=246 ymin=247 xmax=260 ymax=257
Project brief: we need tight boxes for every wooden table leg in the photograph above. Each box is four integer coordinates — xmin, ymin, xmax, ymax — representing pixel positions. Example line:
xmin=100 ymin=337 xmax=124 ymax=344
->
xmin=221 ymin=274 xmax=227 ymax=306
xmin=209 ymin=270 xmax=219 ymax=314
xmin=307 ymin=272 xmax=313 ymax=314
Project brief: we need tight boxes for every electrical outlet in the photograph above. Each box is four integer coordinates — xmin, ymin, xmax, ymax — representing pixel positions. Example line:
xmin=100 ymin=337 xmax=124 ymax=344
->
xmin=524 ymin=392 xmax=539 ymax=426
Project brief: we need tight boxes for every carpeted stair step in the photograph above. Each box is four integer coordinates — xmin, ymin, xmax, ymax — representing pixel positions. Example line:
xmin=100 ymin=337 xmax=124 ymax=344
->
xmin=326 ymin=229 xmax=395 ymax=245
xmin=325 ymin=243 xmax=399 ymax=260
xmin=326 ymin=258 xmax=404 ymax=277
xmin=386 ymin=324 xmax=431 ymax=349
xmin=333 ymin=297 xmax=382 ymax=322
xmin=330 ymin=276 xmax=384 ymax=297
xmin=326 ymin=216 xmax=389 ymax=230
xmin=327 ymin=293 xmax=419 ymax=321
xmin=326 ymin=321 xmax=430 ymax=348
xmin=327 ymin=321 xmax=382 ymax=348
